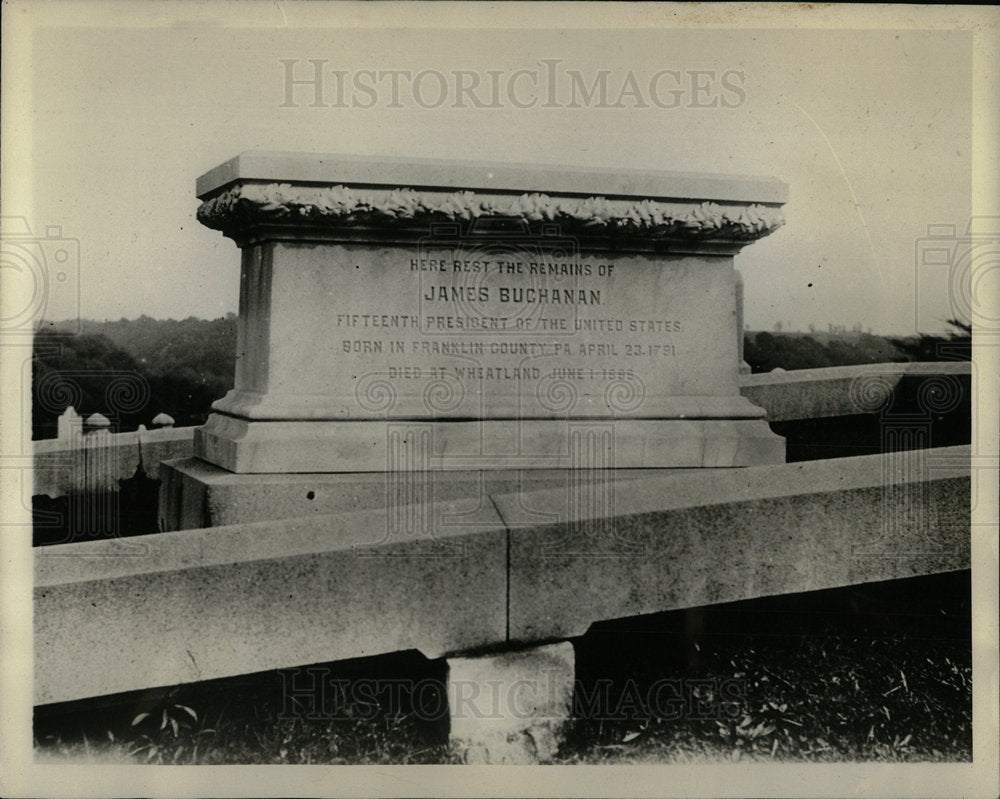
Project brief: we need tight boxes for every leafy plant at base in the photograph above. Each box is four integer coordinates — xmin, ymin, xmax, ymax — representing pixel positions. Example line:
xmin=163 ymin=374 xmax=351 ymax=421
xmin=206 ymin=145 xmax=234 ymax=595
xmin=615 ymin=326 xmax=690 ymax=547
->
xmin=127 ymin=690 xmax=213 ymax=764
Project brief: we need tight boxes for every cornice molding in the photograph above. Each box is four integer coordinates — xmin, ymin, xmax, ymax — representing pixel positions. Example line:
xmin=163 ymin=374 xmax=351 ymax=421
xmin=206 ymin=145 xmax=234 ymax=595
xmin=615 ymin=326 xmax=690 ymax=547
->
xmin=197 ymin=182 xmax=785 ymax=242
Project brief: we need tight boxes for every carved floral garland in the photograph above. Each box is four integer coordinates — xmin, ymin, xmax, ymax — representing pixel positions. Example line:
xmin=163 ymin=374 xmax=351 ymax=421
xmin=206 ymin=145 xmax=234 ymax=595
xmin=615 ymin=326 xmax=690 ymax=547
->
xmin=198 ymin=183 xmax=785 ymax=240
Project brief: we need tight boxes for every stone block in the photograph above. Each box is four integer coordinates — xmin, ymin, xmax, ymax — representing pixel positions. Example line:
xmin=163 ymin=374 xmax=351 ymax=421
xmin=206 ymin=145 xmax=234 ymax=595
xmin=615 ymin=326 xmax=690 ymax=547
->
xmin=447 ymin=642 xmax=574 ymax=764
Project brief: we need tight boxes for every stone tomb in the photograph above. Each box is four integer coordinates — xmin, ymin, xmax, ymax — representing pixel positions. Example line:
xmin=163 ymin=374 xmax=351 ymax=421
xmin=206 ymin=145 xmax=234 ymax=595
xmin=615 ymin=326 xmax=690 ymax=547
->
xmin=190 ymin=152 xmax=787 ymax=476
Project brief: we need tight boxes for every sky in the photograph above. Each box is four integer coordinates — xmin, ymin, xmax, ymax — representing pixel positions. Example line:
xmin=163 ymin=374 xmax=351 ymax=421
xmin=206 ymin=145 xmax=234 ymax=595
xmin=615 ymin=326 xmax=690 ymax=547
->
xmin=5 ymin=4 xmax=987 ymax=335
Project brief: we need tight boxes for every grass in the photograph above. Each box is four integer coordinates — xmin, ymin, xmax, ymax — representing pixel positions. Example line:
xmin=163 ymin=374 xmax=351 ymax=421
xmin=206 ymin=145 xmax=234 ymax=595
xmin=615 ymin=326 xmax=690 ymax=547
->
xmin=559 ymin=627 xmax=970 ymax=764
xmin=34 ymin=571 xmax=971 ymax=765
xmin=559 ymin=570 xmax=972 ymax=764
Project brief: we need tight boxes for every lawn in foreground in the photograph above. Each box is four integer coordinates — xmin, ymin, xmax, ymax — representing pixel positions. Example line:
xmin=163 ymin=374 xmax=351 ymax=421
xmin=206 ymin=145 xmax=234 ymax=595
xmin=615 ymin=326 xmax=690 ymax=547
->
xmin=34 ymin=571 xmax=971 ymax=764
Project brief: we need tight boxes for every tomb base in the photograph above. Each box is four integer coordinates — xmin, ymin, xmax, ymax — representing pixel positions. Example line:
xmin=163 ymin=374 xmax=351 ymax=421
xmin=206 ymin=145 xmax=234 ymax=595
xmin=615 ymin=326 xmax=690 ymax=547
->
xmin=164 ymin=414 xmax=784 ymax=530
xmin=195 ymin=413 xmax=784 ymax=474
xmin=158 ymin=456 xmax=733 ymax=531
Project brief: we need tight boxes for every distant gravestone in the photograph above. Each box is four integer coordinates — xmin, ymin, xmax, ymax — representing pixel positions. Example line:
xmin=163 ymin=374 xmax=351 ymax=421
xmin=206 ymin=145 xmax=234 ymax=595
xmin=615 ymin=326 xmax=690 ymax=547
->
xmin=84 ymin=412 xmax=111 ymax=431
xmin=57 ymin=406 xmax=82 ymax=441
xmin=191 ymin=152 xmax=786 ymax=474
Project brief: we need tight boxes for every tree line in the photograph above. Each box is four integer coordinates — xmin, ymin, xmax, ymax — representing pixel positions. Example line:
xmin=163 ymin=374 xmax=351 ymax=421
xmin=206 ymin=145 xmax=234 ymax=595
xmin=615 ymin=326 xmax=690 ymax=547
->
xmin=33 ymin=315 xmax=236 ymax=439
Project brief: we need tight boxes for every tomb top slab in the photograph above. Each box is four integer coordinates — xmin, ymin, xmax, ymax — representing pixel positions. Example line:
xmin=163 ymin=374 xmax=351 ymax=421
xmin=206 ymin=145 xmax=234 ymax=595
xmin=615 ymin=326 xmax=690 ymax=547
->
xmin=198 ymin=151 xmax=788 ymax=204
xmin=196 ymin=152 xmax=787 ymax=247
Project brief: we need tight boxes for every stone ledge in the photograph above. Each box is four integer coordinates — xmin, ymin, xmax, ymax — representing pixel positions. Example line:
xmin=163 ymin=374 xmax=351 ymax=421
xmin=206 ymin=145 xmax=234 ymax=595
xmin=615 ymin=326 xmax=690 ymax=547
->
xmin=33 ymin=425 xmax=194 ymax=455
xmin=36 ymin=446 xmax=969 ymax=705
xmin=493 ymin=442 xmax=969 ymax=526
xmin=32 ymin=427 xmax=196 ymax=497
xmin=507 ymin=446 xmax=970 ymax=641
xmin=35 ymin=497 xmax=508 ymax=705
xmin=739 ymin=361 xmax=971 ymax=422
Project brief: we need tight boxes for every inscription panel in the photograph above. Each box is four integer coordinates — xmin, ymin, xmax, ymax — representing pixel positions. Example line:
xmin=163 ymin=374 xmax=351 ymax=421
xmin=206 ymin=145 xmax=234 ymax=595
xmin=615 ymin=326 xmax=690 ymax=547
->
xmin=239 ymin=241 xmax=740 ymax=420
